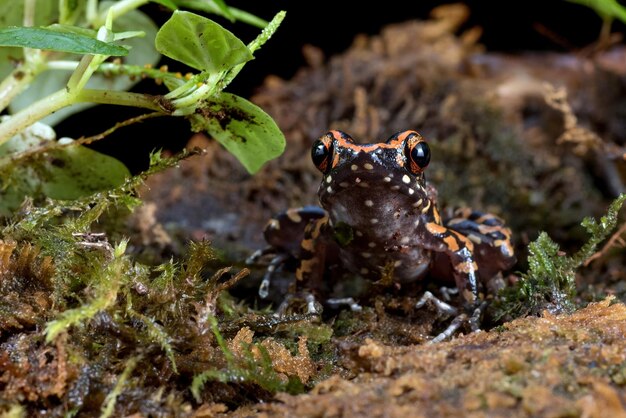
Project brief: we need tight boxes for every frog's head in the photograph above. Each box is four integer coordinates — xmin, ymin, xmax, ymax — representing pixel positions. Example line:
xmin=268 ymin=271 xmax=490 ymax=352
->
xmin=311 ymin=130 xmax=431 ymax=237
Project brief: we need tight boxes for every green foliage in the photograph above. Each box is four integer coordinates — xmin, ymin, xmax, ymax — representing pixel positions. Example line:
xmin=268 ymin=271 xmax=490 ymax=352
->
xmin=496 ymin=194 xmax=626 ymax=319
xmin=0 ymin=122 xmax=130 ymax=216
xmin=127 ymin=310 xmax=178 ymax=373
xmin=100 ymin=355 xmax=140 ymax=418
xmin=175 ymin=0 xmax=268 ymax=28
xmin=155 ymin=10 xmax=252 ymax=72
xmin=566 ymin=0 xmax=626 ymax=23
xmin=45 ymin=240 xmax=129 ymax=342
xmin=0 ymin=26 xmax=128 ymax=55
xmin=0 ymin=1 xmax=286 ymax=216
xmin=192 ymin=92 xmax=285 ymax=173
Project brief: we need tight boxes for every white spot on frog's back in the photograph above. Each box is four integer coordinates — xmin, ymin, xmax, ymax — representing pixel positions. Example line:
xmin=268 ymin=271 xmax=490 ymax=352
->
xmin=364 ymin=199 xmax=373 ymax=207
xmin=402 ymin=175 xmax=411 ymax=184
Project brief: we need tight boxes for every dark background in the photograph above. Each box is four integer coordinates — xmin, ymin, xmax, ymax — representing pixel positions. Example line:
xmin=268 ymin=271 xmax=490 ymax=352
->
xmin=55 ymin=0 xmax=622 ymax=171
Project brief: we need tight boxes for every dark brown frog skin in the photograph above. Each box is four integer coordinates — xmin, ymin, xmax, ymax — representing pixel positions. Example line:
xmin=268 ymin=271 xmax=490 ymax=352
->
xmin=260 ymin=130 xmax=516 ymax=304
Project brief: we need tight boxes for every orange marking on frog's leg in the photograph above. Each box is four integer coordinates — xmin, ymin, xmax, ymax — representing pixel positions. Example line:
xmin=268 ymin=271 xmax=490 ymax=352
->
xmin=300 ymin=238 xmax=315 ymax=252
xmin=308 ymin=215 xmax=329 ymax=239
xmin=426 ymin=222 xmax=447 ymax=235
xmin=495 ymin=237 xmax=515 ymax=258
xmin=477 ymin=224 xmax=506 ymax=235
xmin=296 ymin=257 xmax=318 ymax=282
xmin=443 ymin=235 xmax=459 ymax=252
xmin=294 ymin=216 xmax=329 ymax=284
xmin=454 ymin=207 xmax=472 ymax=219
xmin=450 ymin=230 xmax=474 ymax=252
xmin=432 ymin=206 xmax=442 ymax=225
xmin=475 ymin=213 xmax=504 ymax=224
xmin=453 ymin=252 xmax=479 ymax=303
xmin=454 ymin=259 xmax=479 ymax=274
xmin=422 ymin=219 xmax=480 ymax=302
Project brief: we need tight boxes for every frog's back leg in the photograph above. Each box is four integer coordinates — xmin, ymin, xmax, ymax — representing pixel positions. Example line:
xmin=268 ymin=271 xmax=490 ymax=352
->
xmin=443 ymin=208 xmax=516 ymax=281
xmin=263 ymin=206 xmax=326 ymax=253
xmin=250 ymin=206 xmax=327 ymax=298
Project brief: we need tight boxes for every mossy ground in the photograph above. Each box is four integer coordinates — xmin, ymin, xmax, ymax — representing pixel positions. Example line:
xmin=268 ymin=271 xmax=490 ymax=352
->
xmin=2 ymin=4 xmax=626 ymax=417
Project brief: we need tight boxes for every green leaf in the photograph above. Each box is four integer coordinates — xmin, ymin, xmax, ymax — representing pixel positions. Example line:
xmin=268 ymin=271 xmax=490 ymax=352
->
xmin=175 ymin=0 xmax=268 ymax=28
xmin=0 ymin=0 xmax=59 ymax=78
xmin=566 ymin=0 xmax=626 ymax=22
xmin=150 ymin=0 xmax=178 ymax=10
xmin=47 ymin=23 xmax=98 ymax=38
xmin=39 ymin=141 xmax=130 ymax=199
xmin=155 ymin=10 xmax=252 ymax=72
xmin=0 ymin=26 xmax=128 ymax=55
xmin=191 ymin=93 xmax=285 ymax=173
xmin=0 ymin=120 xmax=130 ymax=216
xmin=208 ymin=0 xmax=235 ymax=21
xmin=9 ymin=5 xmax=161 ymax=126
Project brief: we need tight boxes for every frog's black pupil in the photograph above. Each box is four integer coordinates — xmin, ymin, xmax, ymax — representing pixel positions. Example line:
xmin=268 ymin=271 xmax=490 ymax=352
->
xmin=311 ymin=140 xmax=332 ymax=171
xmin=410 ymin=142 xmax=430 ymax=169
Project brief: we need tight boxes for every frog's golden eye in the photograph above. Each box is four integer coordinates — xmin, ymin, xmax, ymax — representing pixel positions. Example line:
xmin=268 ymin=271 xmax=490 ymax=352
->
xmin=311 ymin=133 xmax=335 ymax=173
xmin=404 ymin=134 xmax=430 ymax=174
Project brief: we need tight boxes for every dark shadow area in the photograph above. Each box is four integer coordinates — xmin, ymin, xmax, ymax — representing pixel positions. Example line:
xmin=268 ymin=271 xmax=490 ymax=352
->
xmin=54 ymin=0 xmax=620 ymax=173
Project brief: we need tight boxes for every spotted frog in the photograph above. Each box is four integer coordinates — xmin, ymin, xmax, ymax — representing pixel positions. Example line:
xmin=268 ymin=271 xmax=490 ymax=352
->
xmin=254 ymin=130 xmax=515 ymax=311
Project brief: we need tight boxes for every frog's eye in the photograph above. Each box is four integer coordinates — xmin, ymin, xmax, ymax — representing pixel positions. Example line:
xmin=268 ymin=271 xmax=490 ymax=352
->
xmin=311 ymin=134 xmax=335 ymax=173
xmin=404 ymin=135 xmax=430 ymax=174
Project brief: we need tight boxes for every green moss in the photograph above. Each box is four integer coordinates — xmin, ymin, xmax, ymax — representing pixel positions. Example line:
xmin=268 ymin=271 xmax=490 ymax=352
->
xmin=495 ymin=194 xmax=626 ymax=319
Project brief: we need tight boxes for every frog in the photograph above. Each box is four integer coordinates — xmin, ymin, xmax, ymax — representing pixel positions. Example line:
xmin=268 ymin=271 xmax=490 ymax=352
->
xmin=250 ymin=129 xmax=515 ymax=337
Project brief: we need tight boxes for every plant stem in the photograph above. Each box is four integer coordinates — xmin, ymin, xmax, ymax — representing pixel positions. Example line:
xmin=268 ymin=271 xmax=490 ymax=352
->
xmin=93 ymin=0 xmax=149 ymax=27
xmin=0 ymin=88 xmax=167 ymax=145
xmin=23 ymin=0 xmax=42 ymax=64
xmin=75 ymin=89 xmax=164 ymax=111
xmin=0 ymin=89 xmax=72 ymax=146
xmin=0 ymin=60 xmax=44 ymax=113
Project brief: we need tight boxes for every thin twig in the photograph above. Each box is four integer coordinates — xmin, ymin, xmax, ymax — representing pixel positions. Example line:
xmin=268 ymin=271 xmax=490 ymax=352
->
xmin=584 ymin=221 xmax=626 ymax=266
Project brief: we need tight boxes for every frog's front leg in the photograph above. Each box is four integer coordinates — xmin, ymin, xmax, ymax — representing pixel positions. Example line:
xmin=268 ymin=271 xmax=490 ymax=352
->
xmin=420 ymin=218 xmax=482 ymax=304
xmin=416 ymin=206 xmax=515 ymax=341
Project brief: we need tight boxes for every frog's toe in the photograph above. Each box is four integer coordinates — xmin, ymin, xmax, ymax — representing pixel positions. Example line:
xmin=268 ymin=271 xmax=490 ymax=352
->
xmin=415 ymin=290 xmax=458 ymax=316
xmin=429 ymin=313 xmax=468 ymax=344
xmin=257 ymin=253 xmax=290 ymax=298
xmin=274 ymin=292 xmax=323 ymax=320
xmin=416 ymin=289 xmax=488 ymax=343
xmin=326 ymin=297 xmax=363 ymax=312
